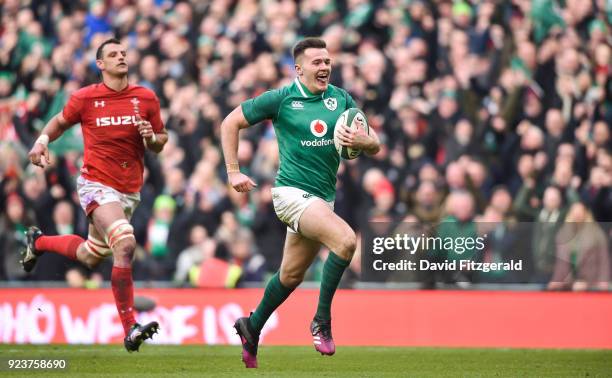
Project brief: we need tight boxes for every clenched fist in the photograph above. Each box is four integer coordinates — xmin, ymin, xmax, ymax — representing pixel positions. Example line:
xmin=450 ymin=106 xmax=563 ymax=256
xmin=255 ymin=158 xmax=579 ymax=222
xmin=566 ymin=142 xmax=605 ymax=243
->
xmin=228 ymin=171 xmax=257 ymax=193
xmin=28 ymin=142 xmax=50 ymax=168
xmin=136 ymin=116 xmax=155 ymax=140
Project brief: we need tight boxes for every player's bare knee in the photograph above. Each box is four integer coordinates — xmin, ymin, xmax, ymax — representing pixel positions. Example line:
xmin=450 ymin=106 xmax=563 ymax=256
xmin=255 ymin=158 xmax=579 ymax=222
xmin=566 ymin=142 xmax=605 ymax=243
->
xmin=112 ymin=238 xmax=136 ymax=265
xmin=114 ymin=237 xmax=136 ymax=256
xmin=336 ymin=231 xmax=357 ymax=260
xmin=279 ymin=269 xmax=304 ymax=289
xmin=113 ymin=252 xmax=133 ymax=267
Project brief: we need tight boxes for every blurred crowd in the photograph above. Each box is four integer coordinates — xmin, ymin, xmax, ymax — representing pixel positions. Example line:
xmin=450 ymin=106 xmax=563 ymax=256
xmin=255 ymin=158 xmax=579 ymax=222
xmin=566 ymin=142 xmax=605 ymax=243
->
xmin=0 ymin=0 xmax=610 ymax=290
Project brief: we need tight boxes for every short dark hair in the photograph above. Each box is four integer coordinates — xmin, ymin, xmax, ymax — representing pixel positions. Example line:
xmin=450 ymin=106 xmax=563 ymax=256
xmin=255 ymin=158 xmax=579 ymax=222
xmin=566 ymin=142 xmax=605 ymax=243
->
xmin=292 ymin=37 xmax=327 ymax=61
xmin=96 ymin=38 xmax=122 ymax=60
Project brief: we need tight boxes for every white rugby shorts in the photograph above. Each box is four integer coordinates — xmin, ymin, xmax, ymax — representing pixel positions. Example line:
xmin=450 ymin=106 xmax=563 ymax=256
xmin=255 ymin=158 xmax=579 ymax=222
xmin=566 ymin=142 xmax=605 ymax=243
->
xmin=76 ymin=176 xmax=140 ymax=219
xmin=271 ymin=186 xmax=334 ymax=234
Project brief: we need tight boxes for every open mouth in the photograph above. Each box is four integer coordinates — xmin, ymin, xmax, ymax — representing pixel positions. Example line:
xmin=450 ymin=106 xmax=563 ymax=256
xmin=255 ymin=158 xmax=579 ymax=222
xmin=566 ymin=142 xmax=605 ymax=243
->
xmin=118 ymin=63 xmax=127 ymax=67
xmin=316 ymin=72 xmax=329 ymax=85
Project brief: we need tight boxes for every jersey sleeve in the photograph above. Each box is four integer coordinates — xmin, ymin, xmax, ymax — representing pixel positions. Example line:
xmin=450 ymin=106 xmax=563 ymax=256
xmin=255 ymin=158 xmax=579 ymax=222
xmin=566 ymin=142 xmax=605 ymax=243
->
xmin=62 ymin=93 xmax=84 ymax=124
xmin=240 ymin=89 xmax=284 ymax=125
xmin=148 ymin=95 xmax=164 ymax=133
xmin=345 ymin=91 xmax=357 ymax=109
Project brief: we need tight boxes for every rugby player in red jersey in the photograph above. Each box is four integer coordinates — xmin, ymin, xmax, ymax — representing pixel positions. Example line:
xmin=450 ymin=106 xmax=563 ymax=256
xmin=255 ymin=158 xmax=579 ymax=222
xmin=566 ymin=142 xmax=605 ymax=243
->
xmin=23 ymin=38 xmax=168 ymax=352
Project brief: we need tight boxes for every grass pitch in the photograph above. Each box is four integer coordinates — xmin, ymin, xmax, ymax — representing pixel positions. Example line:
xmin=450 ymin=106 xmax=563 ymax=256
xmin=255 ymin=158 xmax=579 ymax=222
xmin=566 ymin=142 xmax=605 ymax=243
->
xmin=0 ymin=344 xmax=611 ymax=377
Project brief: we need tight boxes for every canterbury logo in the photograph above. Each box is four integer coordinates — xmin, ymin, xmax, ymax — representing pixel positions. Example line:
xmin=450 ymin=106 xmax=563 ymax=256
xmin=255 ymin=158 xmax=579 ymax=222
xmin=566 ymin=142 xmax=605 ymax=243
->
xmin=95 ymin=116 xmax=138 ymax=127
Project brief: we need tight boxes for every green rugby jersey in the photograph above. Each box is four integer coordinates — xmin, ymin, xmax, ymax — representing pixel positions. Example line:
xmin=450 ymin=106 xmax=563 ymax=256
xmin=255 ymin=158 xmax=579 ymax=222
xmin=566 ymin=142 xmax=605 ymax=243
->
xmin=241 ymin=78 xmax=356 ymax=201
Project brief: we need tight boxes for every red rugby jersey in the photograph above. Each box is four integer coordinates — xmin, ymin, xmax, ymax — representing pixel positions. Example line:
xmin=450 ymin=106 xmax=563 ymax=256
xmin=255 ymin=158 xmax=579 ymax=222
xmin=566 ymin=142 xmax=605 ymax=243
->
xmin=62 ymin=83 xmax=164 ymax=193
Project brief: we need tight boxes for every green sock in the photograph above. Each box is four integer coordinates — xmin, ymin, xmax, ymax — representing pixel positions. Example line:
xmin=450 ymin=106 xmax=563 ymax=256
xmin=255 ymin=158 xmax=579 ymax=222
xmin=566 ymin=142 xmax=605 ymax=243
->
xmin=249 ymin=272 xmax=294 ymax=333
xmin=316 ymin=252 xmax=350 ymax=321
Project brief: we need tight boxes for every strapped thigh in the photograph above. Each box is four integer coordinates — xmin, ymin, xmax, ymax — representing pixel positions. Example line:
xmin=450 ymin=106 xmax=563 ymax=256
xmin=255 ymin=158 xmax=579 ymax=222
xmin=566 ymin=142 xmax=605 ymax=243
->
xmin=84 ymin=234 xmax=112 ymax=258
xmin=105 ymin=219 xmax=135 ymax=250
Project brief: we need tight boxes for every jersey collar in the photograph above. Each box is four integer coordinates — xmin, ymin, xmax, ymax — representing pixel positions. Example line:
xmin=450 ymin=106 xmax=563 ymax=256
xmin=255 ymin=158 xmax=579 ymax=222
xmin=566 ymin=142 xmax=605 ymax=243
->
xmin=101 ymin=82 xmax=130 ymax=93
xmin=294 ymin=77 xmax=328 ymax=99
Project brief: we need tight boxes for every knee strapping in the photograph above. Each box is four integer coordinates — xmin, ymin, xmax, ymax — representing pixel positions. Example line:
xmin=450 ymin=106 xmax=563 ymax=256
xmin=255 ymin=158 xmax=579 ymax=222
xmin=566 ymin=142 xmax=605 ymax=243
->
xmin=105 ymin=219 xmax=135 ymax=250
xmin=84 ymin=234 xmax=112 ymax=257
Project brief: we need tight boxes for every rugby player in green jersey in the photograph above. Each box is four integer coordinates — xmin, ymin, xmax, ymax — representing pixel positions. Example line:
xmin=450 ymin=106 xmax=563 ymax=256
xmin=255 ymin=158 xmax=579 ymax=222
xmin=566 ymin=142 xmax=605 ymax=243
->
xmin=220 ymin=37 xmax=380 ymax=368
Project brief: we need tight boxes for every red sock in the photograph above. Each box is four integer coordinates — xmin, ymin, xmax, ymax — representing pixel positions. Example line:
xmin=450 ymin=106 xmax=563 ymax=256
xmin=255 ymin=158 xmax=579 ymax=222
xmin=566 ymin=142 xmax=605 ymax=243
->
xmin=34 ymin=235 xmax=84 ymax=260
xmin=111 ymin=266 xmax=136 ymax=335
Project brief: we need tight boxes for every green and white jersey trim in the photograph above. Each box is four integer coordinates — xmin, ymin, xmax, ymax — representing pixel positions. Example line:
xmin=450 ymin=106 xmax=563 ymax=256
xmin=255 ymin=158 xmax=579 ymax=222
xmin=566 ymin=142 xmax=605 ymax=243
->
xmin=294 ymin=77 xmax=309 ymax=98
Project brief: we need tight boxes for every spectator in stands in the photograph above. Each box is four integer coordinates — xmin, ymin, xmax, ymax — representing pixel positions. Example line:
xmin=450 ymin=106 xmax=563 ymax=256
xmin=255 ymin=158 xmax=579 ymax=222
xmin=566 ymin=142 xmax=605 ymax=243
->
xmin=516 ymin=185 xmax=571 ymax=283
xmin=227 ymin=228 xmax=266 ymax=286
xmin=410 ymin=180 xmax=443 ymax=224
xmin=251 ymin=182 xmax=285 ymax=272
xmin=0 ymin=193 xmax=33 ymax=280
xmin=474 ymin=206 xmax=521 ymax=283
xmin=489 ymin=186 xmax=514 ymax=221
xmin=173 ymin=224 xmax=216 ymax=285
xmin=437 ymin=190 xmax=478 ymax=285
xmin=548 ymin=202 xmax=610 ymax=291
xmin=141 ymin=194 xmax=177 ymax=280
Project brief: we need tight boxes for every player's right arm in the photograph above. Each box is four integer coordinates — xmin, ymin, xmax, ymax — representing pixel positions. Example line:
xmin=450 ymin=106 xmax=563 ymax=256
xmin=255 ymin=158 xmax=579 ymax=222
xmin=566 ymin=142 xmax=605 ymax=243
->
xmin=220 ymin=88 xmax=284 ymax=193
xmin=29 ymin=90 xmax=82 ymax=168
xmin=220 ymin=105 xmax=257 ymax=193
xmin=28 ymin=112 xmax=73 ymax=168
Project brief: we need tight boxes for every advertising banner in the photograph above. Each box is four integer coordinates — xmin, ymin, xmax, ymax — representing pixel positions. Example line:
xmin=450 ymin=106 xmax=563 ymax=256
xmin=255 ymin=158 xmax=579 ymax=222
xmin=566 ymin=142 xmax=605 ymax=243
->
xmin=1 ymin=289 xmax=611 ymax=348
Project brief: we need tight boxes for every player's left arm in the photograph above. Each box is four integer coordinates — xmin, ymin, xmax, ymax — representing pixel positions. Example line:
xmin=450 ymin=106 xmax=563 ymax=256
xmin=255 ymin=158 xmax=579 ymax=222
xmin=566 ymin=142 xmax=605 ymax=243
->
xmin=138 ymin=120 xmax=168 ymax=153
xmin=340 ymin=92 xmax=381 ymax=155
xmin=337 ymin=124 xmax=381 ymax=156
xmin=360 ymin=126 xmax=381 ymax=156
xmin=138 ymin=96 xmax=168 ymax=153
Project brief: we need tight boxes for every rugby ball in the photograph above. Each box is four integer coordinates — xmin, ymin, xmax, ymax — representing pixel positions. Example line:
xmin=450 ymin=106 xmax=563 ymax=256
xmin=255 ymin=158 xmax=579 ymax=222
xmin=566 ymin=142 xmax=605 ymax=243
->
xmin=333 ymin=108 xmax=369 ymax=160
